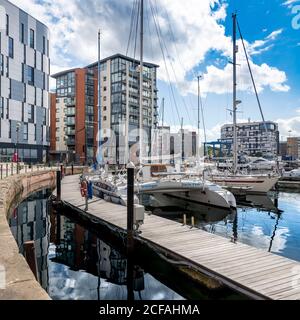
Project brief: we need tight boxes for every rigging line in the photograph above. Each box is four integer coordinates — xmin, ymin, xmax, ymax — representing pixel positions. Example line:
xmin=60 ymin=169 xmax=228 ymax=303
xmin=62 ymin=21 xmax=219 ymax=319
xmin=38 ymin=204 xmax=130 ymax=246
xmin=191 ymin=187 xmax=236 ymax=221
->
xmin=145 ymin=0 xmax=155 ymax=61
xmin=162 ymin=0 xmax=197 ymax=80
xmin=133 ymin=0 xmax=140 ymax=61
xmin=199 ymin=78 xmax=207 ymax=144
xmin=126 ymin=0 xmax=138 ymax=56
xmin=151 ymin=0 xmax=192 ymax=124
xmin=149 ymin=0 xmax=181 ymax=124
xmin=236 ymin=18 xmax=268 ymax=133
xmin=160 ymin=0 xmax=208 ymax=131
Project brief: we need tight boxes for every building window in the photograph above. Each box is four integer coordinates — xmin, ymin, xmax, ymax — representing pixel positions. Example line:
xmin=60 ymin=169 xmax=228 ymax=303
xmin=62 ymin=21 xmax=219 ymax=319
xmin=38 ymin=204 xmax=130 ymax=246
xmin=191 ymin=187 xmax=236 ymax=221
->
xmin=28 ymin=105 xmax=34 ymax=123
xmin=42 ymin=108 xmax=46 ymax=125
xmin=23 ymin=123 xmax=28 ymax=140
xmin=8 ymin=37 xmax=14 ymax=58
xmin=27 ymin=66 xmax=34 ymax=86
xmin=6 ymin=14 xmax=9 ymax=36
xmin=103 ymin=116 xmax=107 ymax=121
xmin=103 ymin=76 xmax=107 ymax=81
xmin=21 ymin=23 xmax=24 ymax=43
xmin=9 ymin=120 xmax=11 ymax=139
xmin=0 ymin=97 xmax=4 ymax=118
xmin=43 ymin=36 xmax=46 ymax=55
xmin=0 ymin=54 xmax=4 ymax=76
xmin=6 ymin=99 xmax=9 ymax=119
xmin=30 ymin=29 xmax=34 ymax=48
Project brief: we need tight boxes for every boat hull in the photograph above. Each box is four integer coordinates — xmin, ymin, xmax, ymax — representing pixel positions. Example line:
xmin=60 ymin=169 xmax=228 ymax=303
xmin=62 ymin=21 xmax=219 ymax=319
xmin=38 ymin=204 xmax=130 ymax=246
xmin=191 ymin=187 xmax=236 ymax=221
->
xmin=210 ymin=176 xmax=279 ymax=194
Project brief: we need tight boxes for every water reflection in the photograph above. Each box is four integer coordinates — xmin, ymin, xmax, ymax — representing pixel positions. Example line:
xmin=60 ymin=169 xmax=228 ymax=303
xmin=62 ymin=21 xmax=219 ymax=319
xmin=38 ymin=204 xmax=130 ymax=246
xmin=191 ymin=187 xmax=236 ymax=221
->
xmin=9 ymin=190 xmax=50 ymax=292
xmin=8 ymin=190 xmax=183 ymax=300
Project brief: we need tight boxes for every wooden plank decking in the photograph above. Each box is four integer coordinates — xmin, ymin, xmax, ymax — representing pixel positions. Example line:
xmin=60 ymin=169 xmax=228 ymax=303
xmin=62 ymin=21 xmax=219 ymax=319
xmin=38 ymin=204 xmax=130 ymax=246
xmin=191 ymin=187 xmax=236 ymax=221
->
xmin=57 ymin=175 xmax=300 ymax=300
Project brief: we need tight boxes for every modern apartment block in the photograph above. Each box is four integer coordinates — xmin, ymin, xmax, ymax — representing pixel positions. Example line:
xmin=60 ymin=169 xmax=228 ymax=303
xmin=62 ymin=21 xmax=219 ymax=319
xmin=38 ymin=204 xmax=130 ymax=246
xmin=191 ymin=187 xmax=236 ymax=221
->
xmin=286 ymin=137 xmax=300 ymax=160
xmin=50 ymin=53 xmax=159 ymax=165
xmin=0 ymin=0 xmax=50 ymax=163
xmin=220 ymin=121 xmax=280 ymax=157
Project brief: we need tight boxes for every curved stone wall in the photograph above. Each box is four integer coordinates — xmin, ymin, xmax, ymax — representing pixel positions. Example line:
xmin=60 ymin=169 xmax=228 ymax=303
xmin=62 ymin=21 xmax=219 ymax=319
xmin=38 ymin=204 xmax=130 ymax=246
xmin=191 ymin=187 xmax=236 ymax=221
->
xmin=0 ymin=171 xmax=56 ymax=300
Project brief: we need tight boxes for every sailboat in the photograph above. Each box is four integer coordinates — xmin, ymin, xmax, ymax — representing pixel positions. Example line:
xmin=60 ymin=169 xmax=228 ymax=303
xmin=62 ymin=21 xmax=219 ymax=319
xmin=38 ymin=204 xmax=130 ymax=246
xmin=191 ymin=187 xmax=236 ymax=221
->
xmin=91 ymin=0 xmax=237 ymax=212
xmin=208 ymin=13 xmax=279 ymax=195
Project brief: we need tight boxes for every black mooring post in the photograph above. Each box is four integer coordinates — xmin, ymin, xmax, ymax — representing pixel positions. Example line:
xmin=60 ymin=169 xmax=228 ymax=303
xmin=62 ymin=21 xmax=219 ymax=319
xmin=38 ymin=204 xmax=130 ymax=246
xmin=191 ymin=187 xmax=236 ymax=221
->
xmin=71 ymin=164 xmax=74 ymax=175
xmin=56 ymin=170 xmax=61 ymax=201
xmin=0 ymin=165 xmax=2 ymax=180
xmin=60 ymin=165 xmax=63 ymax=179
xmin=127 ymin=163 xmax=135 ymax=254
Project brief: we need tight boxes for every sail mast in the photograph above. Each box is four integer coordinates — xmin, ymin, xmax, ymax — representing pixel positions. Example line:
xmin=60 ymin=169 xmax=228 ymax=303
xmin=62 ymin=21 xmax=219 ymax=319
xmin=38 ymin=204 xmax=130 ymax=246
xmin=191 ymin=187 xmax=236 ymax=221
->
xmin=160 ymin=97 xmax=165 ymax=164
xmin=97 ymin=29 xmax=102 ymax=166
xmin=232 ymin=13 xmax=238 ymax=175
xmin=139 ymin=0 xmax=144 ymax=165
xmin=197 ymin=75 xmax=201 ymax=165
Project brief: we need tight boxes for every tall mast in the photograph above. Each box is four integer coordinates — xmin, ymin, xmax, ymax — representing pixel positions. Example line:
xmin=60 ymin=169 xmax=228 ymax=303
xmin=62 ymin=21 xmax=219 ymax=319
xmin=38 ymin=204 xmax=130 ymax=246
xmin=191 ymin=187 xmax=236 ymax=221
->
xmin=139 ymin=0 xmax=144 ymax=165
xmin=232 ymin=13 xmax=238 ymax=175
xmin=97 ymin=29 xmax=102 ymax=166
xmin=160 ymin=97 xmax=165 ymax=163
xmin=197 ymin=75 xmax=201 ymax=165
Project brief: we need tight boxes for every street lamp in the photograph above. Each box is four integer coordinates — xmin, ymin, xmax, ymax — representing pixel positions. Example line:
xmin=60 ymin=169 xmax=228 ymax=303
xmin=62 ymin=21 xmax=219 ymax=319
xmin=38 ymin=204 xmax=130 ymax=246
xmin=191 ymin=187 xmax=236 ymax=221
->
xmin=15 ymin=122 xmax=21 ymax=173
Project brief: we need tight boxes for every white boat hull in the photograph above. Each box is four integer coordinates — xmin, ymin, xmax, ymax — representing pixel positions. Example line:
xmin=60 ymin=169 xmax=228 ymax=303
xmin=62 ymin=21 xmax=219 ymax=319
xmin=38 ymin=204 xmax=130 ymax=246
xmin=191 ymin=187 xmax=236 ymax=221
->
xmin=210 ymin=175 xmax=279 ymax=194
xmin=139 ymin=180 xmax=236 ymax=211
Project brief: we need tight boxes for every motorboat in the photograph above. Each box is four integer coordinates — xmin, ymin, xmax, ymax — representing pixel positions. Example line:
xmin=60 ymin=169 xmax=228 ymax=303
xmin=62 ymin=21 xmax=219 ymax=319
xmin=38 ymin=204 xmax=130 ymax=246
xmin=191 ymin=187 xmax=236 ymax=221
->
xmin=87 ymin=164 xmax=237 ymax=212
xmin=137 ymin=178 xmax=237 ymax=212
xmin=209 ymin=174 xmax=279 ymax=194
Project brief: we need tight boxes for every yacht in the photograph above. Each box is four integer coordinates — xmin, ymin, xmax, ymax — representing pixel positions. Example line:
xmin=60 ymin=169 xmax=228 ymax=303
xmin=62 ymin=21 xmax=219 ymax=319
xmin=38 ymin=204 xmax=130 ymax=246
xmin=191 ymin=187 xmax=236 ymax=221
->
xmin=205 ymin=14 xmax=279 ymax=194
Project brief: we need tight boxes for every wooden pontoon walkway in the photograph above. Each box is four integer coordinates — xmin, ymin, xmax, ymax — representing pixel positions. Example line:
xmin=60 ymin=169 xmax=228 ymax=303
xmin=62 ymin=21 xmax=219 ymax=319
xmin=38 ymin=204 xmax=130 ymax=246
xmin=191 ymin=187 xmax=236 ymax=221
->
xmin=57 ymin=175 xmax=300 ymax=300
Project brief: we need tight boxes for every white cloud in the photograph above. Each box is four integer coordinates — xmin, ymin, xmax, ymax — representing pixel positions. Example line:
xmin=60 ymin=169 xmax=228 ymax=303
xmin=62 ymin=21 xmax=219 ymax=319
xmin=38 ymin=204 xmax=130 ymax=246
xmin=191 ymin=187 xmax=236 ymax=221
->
xmin=282 ymin=0 xmax=299 ymax=8
xmin=266 ymin=29 xmax=283 ymax=40
xmin=277 ymin=115 xmax=300 ymax=139
xmin=10 ymin=0 xmax=289 ymax=96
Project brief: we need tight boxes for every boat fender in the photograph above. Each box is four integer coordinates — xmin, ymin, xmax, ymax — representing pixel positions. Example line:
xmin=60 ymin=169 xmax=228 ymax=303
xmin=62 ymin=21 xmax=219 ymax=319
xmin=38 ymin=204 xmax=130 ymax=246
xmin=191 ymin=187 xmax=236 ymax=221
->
xmin=87 ymin=181 xmax=93 ymax=200
xmin=80 ymin=180 xmax=87 ymax=197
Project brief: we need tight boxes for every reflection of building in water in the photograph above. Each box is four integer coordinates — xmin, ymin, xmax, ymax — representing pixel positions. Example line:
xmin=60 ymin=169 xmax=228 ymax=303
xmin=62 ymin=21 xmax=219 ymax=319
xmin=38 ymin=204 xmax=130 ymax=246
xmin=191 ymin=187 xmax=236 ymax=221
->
xmin=52 ymin=216 xmax=144 ymax=290
xmin=9 ymin=190 xmax=50 ymax=291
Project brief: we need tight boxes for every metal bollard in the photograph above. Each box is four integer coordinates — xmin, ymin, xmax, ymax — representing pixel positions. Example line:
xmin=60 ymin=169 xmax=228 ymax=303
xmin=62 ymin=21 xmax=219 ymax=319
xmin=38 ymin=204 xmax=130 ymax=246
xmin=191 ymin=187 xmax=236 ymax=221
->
xmin=183 ymin=214 xmax=187 ymax=226
xmin=56 ymin=171 xmax=61 ymax=201
xmin=6 ymin=164 xmax=8 ymax=177
xmin=191 ymin=216 xmax=195 ymax=228
xmin=0 ymin=165 xmax=2 ymax=180
xmin=11 ymin=163 xmax=13 ymax=176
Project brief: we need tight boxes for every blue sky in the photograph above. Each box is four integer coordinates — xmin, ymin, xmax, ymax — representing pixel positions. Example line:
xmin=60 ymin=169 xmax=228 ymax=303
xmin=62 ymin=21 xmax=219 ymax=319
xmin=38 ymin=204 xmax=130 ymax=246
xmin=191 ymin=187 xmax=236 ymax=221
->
xmin=10 ymin=0 xmax=300 ymax=141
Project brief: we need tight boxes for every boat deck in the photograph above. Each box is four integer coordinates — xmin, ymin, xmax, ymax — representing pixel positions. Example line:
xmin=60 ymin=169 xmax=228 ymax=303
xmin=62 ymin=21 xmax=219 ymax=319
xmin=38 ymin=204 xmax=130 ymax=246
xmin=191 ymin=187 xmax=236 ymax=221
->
xmin=56 ymin=174 xmax=300 ymax=300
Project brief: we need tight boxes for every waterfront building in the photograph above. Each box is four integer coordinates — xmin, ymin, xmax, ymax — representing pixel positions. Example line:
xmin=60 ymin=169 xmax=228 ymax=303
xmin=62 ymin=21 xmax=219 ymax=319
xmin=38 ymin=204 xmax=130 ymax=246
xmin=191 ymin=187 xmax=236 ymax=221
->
xmin=50 ymin=54 xmax=159 ymax=165
xmin=0 ymin=0 xmax=50 ymax=163
xmin=153 ymin=126 xmax=197 ymax=164
xmin=287 ymin=137 xmax=300 ymax=160
xmin=220 ymin=121 xmax=280 ymax=157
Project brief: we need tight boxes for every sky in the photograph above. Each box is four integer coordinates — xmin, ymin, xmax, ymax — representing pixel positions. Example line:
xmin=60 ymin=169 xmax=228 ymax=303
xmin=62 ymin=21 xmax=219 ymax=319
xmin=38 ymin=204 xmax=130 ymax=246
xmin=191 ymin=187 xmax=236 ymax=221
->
xmin=8 ymin=0 xmax=300 ymax=142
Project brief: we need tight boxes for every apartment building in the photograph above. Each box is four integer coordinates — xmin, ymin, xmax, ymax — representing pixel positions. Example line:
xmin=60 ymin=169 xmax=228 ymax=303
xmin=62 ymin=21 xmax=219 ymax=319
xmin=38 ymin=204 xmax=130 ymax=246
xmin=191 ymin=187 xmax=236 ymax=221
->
xmin=220 ymin=121 xmax=280 ymax=157
xmin=50 ymin=54 xmax=159 ymax=165
xmin=286 ymin=137 xmax=300 ymax=160
xmin=0 ymin=0 xmax=50 ymax=163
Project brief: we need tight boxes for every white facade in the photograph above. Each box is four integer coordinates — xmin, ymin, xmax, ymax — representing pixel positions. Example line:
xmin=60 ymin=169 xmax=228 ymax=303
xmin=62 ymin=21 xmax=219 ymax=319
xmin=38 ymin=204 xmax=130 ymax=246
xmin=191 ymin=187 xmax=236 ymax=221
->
xmin=0 ymin=0 xmax=50 ymax=163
